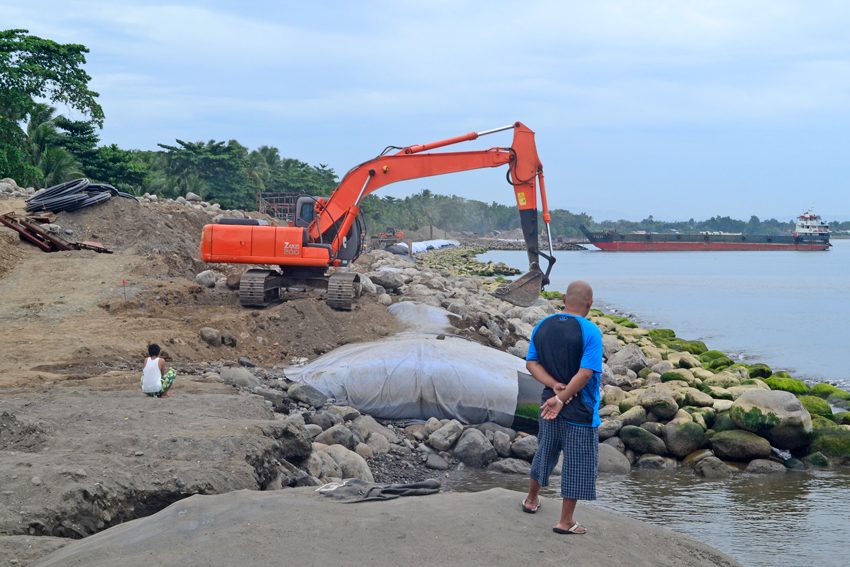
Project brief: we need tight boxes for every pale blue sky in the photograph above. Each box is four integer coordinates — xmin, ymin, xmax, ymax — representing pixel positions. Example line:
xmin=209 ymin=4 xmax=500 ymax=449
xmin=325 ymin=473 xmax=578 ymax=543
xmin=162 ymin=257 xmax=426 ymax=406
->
xmin=5 ymin=0 xmax=850 ymax=221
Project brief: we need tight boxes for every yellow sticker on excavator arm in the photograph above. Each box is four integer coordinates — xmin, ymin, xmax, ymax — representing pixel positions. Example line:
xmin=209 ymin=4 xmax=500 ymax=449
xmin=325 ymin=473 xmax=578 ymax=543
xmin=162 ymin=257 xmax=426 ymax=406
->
xmin=516 ymin=192 xmax=527 ymax=206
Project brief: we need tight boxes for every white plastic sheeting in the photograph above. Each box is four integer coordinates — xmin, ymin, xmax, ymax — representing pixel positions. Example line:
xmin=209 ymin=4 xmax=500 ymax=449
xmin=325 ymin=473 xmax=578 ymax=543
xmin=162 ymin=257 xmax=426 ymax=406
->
xmin=394 ymin=239 xmax=459 ymax=254
xmin=387 ymin=302 xmax=458 ymax=333
xmin=285 ymin=334 xmax=525 ymax=426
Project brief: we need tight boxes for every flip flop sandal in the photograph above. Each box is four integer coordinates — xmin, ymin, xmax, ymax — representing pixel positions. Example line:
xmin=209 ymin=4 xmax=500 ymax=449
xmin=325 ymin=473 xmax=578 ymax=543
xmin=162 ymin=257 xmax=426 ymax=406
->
xmin=553 ymin=522 xmax=587 ymax=535
xmin=521 ymin=498 xmax=541 ymax=514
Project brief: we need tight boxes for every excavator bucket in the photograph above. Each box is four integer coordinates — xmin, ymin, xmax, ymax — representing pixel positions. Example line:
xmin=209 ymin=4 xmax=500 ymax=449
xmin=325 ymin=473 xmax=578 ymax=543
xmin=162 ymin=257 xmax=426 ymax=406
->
xmin=491 ymin=269 xmax=545 ymax=308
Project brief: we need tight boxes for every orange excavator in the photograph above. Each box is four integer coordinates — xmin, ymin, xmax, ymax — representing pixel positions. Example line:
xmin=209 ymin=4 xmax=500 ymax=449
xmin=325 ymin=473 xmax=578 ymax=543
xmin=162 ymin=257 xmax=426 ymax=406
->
xmin=200 ymin=121 xmax=556 ymax=310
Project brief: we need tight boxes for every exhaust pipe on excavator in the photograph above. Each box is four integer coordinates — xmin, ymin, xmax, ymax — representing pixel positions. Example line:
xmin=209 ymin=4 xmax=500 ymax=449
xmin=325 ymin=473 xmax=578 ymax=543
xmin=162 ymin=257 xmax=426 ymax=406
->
xmin=492 ymin=210 xmax=556 ymax=308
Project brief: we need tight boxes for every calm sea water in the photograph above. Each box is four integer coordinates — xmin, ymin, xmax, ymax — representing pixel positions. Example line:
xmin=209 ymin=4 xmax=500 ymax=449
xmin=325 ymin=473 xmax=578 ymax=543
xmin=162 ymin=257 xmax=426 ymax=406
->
xmin=481 ymin=239 xmax=850 ymax=388
xmin=447 ymin=467 xmax=850 ymax=567
xmin=476 ymin=241 xmax=850 ymax=567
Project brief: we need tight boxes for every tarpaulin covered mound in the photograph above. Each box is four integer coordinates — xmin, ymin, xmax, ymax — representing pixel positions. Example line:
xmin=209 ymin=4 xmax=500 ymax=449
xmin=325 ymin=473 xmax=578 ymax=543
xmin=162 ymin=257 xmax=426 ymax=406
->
xmin=286 ymin=333 xmax=526 ymax=426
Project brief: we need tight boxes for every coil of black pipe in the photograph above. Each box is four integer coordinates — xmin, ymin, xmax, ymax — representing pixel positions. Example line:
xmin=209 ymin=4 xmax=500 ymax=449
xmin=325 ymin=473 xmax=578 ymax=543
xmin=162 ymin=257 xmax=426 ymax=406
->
xmin=25 ymin=178 xmax=139 ymax=213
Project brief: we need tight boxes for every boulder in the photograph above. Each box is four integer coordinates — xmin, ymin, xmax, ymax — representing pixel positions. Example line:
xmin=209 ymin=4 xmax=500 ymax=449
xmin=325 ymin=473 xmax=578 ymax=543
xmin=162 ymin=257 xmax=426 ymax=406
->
xmin=607 ymin=344 xmax=647 ymax=373
xmin=682 ymin=448 xmax=714 ymax=468
xmin=661 ymin=368 xmax=697 ymax=387
xmin=199 ymin=327 xmax=221 ymax=346
xmin=694 ymin=456 xmax=731 ymax=479
xmin=510 ymin=435 xmax=538 ymax=461
xmin=288 ymin=383 xmax=328 ymax=408
xmin=220 ymin=330 xmax=237 ymax=347
xmin=619 ymin=425 xmax=667 ymax=455
xmin=598 ymin=419 xmax=623 ymax=440
xmin=453 ymin=428 xmax=497 ymax=468
xmin=603 ymin=436 xmax=626 ymax=453
xmin=355 ymin=443 xmax=374 ymax=460
xmin=703 ymin=372 xmax=741 ymax=389
xmin=710 ymin=430 xmax=771 ymax=462
xmin=602 ymin=335 xmax=622 ymax=359
xmin=713 ymin=400 xmax=734 ymax=412
xmin=729 ymin=390 xmax=813 ymax=450
xmin=366 ymin=432 xmax=390 ymax=455
xmin=636 ymin=388 xmax=679 ymax=419
xmin=368 ymin=270 xmax=405 ymax=291
xmin=651 ymin=361 xmax=674 ymax=375
xmin=802 ymin=452 xmax=830 ymax=468
xmin=493 ymin=430 xmax=512 ymax=457
xmin=663 ymin=422 xmax=707 ymax=458
xmin=618 ymin=406 xmax=647 ymax=427
xmin=635 ymin=454 xmax=668 ymax=469
xmin=639 ymin=422 xmax=664 ymax=438
xmin=487 ymin=458 xmax=531 ymax=475
xmin=746 ymin=459 xmax=787 ymax=474
xmin=314 ymin=424 xmax=357 ymax=450
xmin=324 ymin=445 xmax=374 ymax=482
xmin=425 ymin=453 xmax=450 ymax=470
xmin=428 ymin=420 xmax=463 ymax=451
xmin=194 ymin=270 xmax=219 ymax=288
xmin=352 ymin=415 xmax=399 ymax=444
xmin=602 ymin=385 xmax=627 ymax=406
xmin=185 ymin=191 xmax=202 ymax=202
xmin=598 ymin=443 xmax=631 ymax=474
xmin=219 ymin=366 xmax=260 ymax=388
xmin=683 ymin=388 xmax=714 ymax=408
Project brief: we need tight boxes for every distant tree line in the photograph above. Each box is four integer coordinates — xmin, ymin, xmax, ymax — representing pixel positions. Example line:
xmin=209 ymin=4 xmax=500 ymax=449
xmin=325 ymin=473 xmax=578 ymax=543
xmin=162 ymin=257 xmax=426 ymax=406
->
xmin=3 ymin=29 xmax=847 ymax=237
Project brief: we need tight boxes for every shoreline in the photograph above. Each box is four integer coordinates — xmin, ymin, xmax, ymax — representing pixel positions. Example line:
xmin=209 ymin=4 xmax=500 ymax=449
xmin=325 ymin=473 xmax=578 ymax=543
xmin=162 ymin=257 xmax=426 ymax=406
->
xmin=1 ymin=192 xmax=845 ymax=567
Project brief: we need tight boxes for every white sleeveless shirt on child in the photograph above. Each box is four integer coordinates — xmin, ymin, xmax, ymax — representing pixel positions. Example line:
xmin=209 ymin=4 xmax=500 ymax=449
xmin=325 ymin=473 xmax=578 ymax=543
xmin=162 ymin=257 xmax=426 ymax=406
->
xmin=142 ymin=357 xmax=162 ymax=393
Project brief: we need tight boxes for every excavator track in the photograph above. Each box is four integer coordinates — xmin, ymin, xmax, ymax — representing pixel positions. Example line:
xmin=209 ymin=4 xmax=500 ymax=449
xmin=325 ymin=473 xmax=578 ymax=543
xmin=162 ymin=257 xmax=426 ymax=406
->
xmin=239 ymin=268 xmax=282 ymax=307
xmin=326 ymin=272 xmax=361 ymax=311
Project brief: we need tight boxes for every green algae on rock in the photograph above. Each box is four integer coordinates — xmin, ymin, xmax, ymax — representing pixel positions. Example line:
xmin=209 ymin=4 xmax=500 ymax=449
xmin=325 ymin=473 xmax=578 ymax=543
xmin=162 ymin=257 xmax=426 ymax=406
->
xmin=799 ymin=395 xmax=833 ymax=419
xmin=764 ymin=374 xmax=810 ymax=395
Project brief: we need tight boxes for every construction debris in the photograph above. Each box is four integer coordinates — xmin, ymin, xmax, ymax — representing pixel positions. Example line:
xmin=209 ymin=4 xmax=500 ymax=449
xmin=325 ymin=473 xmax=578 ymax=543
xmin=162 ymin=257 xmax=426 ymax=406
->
xmin=0 ymin=213 xmax=112 ymax=253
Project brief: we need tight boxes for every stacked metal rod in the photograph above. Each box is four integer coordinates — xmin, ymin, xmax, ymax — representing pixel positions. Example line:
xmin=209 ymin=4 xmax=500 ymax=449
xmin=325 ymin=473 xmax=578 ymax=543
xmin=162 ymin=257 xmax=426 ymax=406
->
xmin=25 ymin=178 xmax=138 ymax=213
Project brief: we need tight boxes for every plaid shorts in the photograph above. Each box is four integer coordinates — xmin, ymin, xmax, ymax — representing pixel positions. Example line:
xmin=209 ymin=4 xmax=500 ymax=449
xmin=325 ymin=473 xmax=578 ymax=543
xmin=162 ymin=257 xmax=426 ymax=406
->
xmin=529 ymin=416 xmax=598 ymax=500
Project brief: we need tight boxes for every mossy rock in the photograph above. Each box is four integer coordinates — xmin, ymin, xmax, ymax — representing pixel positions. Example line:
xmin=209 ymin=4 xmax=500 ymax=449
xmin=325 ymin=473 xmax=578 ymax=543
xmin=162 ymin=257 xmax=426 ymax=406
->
xmin=667 ymin=339 xmax=708 ymax=355
xmin=834 ymin=411 xmax=850 ymax=425
xmin=618 ymin=398 xmax=638 ymax=413
xmin=605 ymin=314 xmax=637 ymax=328
xmin=802 ymin=451 xmax=830 ymax=468
xmin=811 ymin=415 xmax=840 ymax=430
xmin=764 ymin=376 xmax=809 ymax=395
xmin=713 ymin=412 xmax=737 ymax=432
xmin=799 ymin=395 xmax=833 ymax=418
xmin=727 ymin=364 xmax=751 ymax=378
xmin=638 ymin=367 xmax=653 ymax=379
xmin=540 ymin=290 xmax=563 ymax=300
xmin=747 ymin=363 xmax=772 ymax=379
xmin=648 ymin=329 xmax=676 ymax=341
xmin=660 ymin=371 xmax=690 ymax=384
xmin=728 ymin=405 xmax=780 ymax=435
xmin=810 ymin=429 xmax=850 ymax=458
xmin=589 ymin=308 xmax=604 ymax=317
xmin=809 ymin=383 xmax=850 ymax=400
xmin=697 ymin=351 xmax=734 ymax=371
xmin=699 ymin=350 xmax=728 ymax=362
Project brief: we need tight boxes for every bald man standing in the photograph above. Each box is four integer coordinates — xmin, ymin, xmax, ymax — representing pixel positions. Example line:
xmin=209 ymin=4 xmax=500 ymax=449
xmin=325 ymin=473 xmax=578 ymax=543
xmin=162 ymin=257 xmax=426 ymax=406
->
xmin=520 ymin=281 xmax=603 ymax=535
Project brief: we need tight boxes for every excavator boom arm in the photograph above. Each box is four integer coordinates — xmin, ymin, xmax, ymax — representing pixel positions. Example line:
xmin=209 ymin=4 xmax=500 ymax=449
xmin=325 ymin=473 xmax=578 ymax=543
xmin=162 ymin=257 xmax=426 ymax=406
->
xmin=310 ymin=122 xmax=553 ymax=280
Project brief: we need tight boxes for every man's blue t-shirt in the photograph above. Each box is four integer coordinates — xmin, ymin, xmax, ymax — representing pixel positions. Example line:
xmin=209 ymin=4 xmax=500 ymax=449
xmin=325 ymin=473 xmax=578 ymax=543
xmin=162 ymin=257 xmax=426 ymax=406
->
xmin=526 ymin=313 xmax=603 ymax=427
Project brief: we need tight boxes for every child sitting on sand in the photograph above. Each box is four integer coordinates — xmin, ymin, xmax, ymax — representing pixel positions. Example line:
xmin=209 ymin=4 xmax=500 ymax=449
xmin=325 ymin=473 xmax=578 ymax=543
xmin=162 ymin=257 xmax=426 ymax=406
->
xmin=140 ymin=344 xmax=176 ymax=397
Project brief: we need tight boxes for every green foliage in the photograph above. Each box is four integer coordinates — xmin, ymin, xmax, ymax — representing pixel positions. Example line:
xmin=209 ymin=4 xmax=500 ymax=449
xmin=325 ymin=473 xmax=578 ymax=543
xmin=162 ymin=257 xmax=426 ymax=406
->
xmin=0 ymin=29 xmax=103 ymax=124
xmin=799 ymin=396 xmax=833 ymax=418
xmin=764 ymin=375 xmax=809 ymax=395
xmin=0 ymin=30 xmax=101 ymax=186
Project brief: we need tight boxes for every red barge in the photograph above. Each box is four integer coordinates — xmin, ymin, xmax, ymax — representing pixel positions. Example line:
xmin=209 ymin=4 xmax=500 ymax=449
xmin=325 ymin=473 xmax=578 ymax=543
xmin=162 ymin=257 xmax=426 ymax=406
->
xmin=580 ymin=211 xmax=831 ymax=252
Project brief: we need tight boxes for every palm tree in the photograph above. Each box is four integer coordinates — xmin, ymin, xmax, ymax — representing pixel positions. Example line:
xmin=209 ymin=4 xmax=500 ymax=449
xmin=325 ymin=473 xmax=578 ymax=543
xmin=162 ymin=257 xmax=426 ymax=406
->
xmin=24 ymin=103 xmax=82 ymax=187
